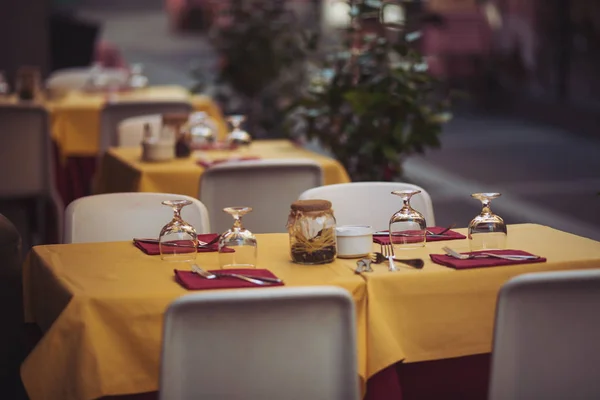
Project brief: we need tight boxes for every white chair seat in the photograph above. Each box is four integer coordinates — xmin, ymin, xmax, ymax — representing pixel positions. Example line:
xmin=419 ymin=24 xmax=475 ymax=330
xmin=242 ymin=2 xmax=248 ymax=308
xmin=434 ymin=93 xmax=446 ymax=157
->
xmin=46 ymin=67 xmax=129 ymax=92
xmin=99 ymin=101 xmax=192 ymax=155
xmin=160 ymin=286 xmax=359 ymax=400
xmin=489 ymin=270 xmax=600 ymax=399
xmin=118 ymin=114 xmax=162 ymax=147
xmin=64 ymin=192 xmax=210 ymax=243
xmin=199 ymin=158 xmax=324 ymax=233
xmin=299 ymin=182 xmax=435 ymax=231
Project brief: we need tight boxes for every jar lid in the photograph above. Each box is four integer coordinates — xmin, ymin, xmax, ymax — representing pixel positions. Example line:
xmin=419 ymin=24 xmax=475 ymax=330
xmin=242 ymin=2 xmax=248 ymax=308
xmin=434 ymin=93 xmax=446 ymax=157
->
xmin=335 ymin=225 xmax=373 ymax=237
xmin=291 ymin=199 xmax=332 ymax=212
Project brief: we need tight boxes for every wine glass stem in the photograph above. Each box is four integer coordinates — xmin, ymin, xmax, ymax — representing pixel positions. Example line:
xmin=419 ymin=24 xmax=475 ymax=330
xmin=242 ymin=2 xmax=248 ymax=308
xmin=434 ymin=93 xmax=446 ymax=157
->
xmin=172 ymin=206 xmax=183 ymax=221
xmin=481 ymin=199 xmax=492 ymax=216
xmin=233 ymin=216 xmax=243 ymax=231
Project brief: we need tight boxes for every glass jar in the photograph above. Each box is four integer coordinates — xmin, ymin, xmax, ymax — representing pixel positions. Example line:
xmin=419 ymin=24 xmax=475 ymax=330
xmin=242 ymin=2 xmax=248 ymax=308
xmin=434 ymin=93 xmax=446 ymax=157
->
xmin=287 ymin=199 xmax=337 ymax=264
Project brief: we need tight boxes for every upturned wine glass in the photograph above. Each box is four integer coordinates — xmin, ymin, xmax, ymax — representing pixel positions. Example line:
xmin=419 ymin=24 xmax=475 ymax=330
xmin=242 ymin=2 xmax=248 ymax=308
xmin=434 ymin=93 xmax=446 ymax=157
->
xmin=468 ymin=193 xmax=507 ymax=251
xmin=159 ymin=200 xmax=198 ymax=262
xmin=218 ymin=206 xmax=257 ymax=269
xmin=189 ymin=111 xmax=217 ymax=145
xmin=388 ymin=190 xmax=427 ymax=250
xmin=226 ymin=115 xmax=252 ymax=146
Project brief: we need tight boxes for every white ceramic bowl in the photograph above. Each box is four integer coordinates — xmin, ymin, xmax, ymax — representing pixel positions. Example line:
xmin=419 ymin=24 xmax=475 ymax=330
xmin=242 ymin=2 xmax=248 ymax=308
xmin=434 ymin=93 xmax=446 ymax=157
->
xmin=335 ymin=225 xmax=373 ymax=259
xmin=142 ymin=140 xmax=175 ymax=162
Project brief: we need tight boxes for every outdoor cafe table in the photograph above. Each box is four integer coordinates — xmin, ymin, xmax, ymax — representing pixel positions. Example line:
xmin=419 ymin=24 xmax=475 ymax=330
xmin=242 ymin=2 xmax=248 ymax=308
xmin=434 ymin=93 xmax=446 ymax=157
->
xmin=94 ymin=139 xmax=351 ymax=198
xmin=21 ymin=234 xmax=367 ymax=400
xmin=46 ymin=85 xmax=227 ymax=205
xmin=47 ymin=85 xmax=227 ymax=158
xmin=21 ymin=224 xmax=600 ymax=400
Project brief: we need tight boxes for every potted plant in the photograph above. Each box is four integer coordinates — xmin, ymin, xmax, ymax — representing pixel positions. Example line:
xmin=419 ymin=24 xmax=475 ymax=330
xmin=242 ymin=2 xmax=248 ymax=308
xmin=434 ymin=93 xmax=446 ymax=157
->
xmin=285 ymin=0 xmax=452 ymax=181
xmin=205 ymin=0 xmax=317 ymax=138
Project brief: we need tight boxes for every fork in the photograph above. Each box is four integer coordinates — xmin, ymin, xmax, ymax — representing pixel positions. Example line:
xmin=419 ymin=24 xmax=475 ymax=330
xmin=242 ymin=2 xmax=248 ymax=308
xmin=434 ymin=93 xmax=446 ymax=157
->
xmin=369 ymin=252 xmax=424 ymax=269
xmin=191 ymin=264 xmax=275 ymax=285
xmin=381 ymin=243 xmax=399 ymax=272
xmin=442 ymin=246 xmax=540 ymax=261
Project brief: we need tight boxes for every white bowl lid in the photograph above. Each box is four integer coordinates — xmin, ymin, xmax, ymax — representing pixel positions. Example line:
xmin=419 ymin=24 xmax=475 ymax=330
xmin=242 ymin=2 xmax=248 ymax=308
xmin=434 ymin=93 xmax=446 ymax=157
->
xmin=335 ymin=225 xmax=373 ymax=237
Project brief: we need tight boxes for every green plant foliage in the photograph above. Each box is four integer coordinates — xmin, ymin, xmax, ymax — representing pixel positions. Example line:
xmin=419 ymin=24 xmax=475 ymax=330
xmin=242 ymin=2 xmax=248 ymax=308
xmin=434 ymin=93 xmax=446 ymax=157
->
xmin=286 ymin=0 xmax=452 ymax=181
xmin=209 ymin=0 xmax=317 ymax=137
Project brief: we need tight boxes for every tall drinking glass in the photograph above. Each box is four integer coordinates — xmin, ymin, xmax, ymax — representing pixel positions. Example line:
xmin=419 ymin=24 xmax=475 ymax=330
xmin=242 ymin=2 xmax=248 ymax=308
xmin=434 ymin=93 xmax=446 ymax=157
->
xmin=468 ymin=193 xmax=507 ymax=251
xmin=159 ymin=200 xmax=198 ymax=262
xmin=218 ymin=206 xmax=257 ymax=269
xmin=389 ymin=190 xmax=427 ymax=250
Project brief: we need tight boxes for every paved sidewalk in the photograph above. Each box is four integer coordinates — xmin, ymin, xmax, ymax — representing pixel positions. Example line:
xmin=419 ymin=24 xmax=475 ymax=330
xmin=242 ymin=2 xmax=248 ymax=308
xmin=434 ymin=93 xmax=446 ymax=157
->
xmin=403 ymin=110 xmax=600 ymax=241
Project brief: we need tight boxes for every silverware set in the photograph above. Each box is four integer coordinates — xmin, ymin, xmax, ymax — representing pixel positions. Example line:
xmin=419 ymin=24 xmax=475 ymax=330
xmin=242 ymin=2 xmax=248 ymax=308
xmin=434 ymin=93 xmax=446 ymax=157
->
xmin=442 ymin=246 xmax=540 ymax=261
xmin=191 ymin=264 xmax=283 ymax=286
xmin=135 ymin=235 xmax=221 ymax=248
xmin=355 ymin=243 xmax=425 ymax=273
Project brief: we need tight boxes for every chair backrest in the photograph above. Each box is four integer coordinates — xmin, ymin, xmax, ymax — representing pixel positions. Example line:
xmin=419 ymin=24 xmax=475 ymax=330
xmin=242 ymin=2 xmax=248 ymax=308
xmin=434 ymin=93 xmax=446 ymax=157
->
xmin=63 ymin=192 xmax=210 ymax=243
xmin=0 ymin=105 xmax=53 ymax=198
xmin=99 ymin=101 xmax=192 ymax=155
xmin=160 ymin=286 xmax=359 ymax=400
xmin=199 ymin=159 xmax=323 ymax=233
xmin=299 ymin=182 xmax=435 ymax=231
xmin=489 ymin=270 xmax=600 ymax=400
xmin=117 ymin=114 xmax=162 ymax=147
xmin=46 ymin=67 xmax=128 ymax=91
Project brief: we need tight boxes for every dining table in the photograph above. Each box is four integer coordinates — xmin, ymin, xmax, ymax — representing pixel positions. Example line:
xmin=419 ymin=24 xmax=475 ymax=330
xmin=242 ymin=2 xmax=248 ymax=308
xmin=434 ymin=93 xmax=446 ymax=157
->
xmin=94 ymin=139 xmax=352 ymax=198
xmin=43 ymin=85 xmax=227 ymax=205
xmin=21 ymin=224 xmax=600 ymax=400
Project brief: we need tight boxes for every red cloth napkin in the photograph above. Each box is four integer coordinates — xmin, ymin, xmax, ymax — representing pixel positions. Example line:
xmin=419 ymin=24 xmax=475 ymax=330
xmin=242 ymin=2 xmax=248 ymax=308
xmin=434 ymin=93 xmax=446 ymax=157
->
xmin=133 ymin=233 xmax=221 ymax=255
xmin=197 ymin=156 xmax=261 ymax=168
xmin=373 ymin=227 xmax=466 ymax=244
xmin=174 ymin=268 xmax=284 ymax=290
xmin=430 ymin=249 xmax=546 ymax=270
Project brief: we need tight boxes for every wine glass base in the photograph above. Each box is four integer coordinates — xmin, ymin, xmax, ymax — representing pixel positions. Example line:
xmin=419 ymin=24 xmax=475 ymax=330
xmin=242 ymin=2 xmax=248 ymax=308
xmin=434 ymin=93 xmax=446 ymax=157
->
xmin=221 ymin=263 xmax=256 ymax=269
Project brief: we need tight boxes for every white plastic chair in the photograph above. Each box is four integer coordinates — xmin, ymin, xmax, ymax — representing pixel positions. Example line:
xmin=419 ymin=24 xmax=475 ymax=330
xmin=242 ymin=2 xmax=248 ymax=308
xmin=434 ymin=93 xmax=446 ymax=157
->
xmin=160 ymin=286 xmax=359 ymax=400
xmin=117 ymin=114 xmax=162 ymax=147
xmin=299 ymin=182 xmax=435 ymax=231
xmin=199 ymin=159 xmax=323 ymax=233
xmin=99 ymin=101 xmax=192 ymax=155
xmin=63 ymin=192 xmax=210 ymax=243
xmin=46 ymin=67 xmax=129 ymax=92
xmin=0 ymin=105 xmax=64 ymax=244
xmin=489 ymin=270 xmax=600 ymax=400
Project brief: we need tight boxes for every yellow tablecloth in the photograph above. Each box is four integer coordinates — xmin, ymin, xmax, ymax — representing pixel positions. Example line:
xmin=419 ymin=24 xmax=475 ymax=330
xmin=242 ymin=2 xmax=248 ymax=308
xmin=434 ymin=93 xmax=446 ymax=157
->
xmin=46 ymin=86 xmax=227 ymax=157
xmin=363 ymin=224 xmax=600 ymax=377
xmin=21 ymin=234 xmax=367 ymax=400
xmin=21 ymin=224 xmax=600 ymax=400
xmin=95 ymin=139 xmax=351 ymax=197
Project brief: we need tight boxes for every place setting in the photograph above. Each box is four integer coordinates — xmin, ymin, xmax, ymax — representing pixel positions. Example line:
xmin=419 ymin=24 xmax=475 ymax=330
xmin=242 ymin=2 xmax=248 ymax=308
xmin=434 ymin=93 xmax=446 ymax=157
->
xmin=349 ymin=190 xmax=546 ymax=274
xmin=132 ymin=199 xmax=284 ymax=289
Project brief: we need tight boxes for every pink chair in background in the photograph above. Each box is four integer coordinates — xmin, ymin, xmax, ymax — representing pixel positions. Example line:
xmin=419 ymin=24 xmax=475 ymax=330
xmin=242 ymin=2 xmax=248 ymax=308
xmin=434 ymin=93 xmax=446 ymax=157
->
xmin=94 ymin=40 xmax=127 ymax=69
xmin=422 ymin=11 xmax=492 ymax=79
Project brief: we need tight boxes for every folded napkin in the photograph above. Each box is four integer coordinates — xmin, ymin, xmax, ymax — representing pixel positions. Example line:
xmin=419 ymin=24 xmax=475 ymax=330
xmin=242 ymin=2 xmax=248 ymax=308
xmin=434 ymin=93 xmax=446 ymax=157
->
xmin=197 ymin=156 xmax=261 ymax=169
xmin=190 ymin=141 xmax=239 ymax=151
xmin=133 ymin=233 xmax=221 ymax=255
xmin=430 ymin=249 xmax=546 ymax=270
xmin=373 ymin=227 xmax=466 ymax=244
xmin=174 ymin=268 xmax=284 ymax=290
